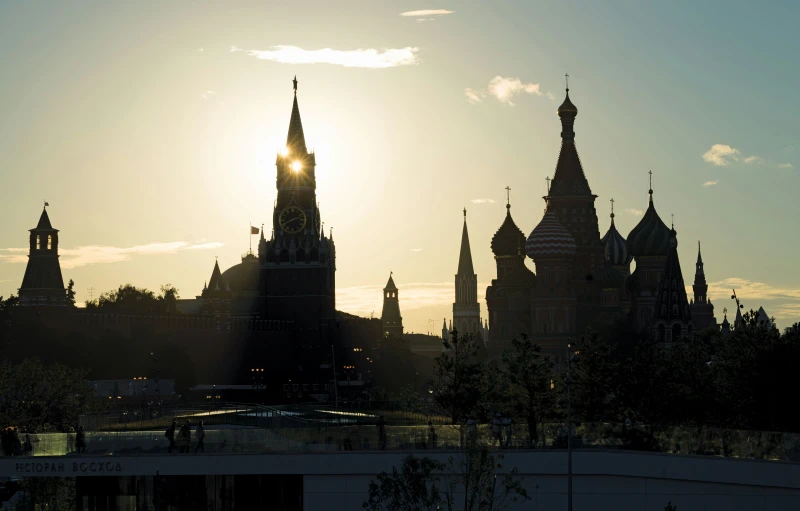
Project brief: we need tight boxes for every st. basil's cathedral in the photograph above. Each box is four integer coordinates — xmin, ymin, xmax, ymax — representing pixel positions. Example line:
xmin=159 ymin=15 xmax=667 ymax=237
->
xmin=444 ymin=83 xmax=718 ymax=360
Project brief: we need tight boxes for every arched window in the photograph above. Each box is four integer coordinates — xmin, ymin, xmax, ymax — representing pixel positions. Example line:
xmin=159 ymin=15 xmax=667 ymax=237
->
xmin=47 ymin=235 xmax=52 ymax=250
xmin=36 ymin=236 xmax=41 ymax=250
xmin=672 ymin=323 xmax=682 ymax=341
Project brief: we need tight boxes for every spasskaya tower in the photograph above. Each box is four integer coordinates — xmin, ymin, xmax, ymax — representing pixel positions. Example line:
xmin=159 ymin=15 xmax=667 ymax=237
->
xmin=258 ymin=77 xmax=336 ymax=325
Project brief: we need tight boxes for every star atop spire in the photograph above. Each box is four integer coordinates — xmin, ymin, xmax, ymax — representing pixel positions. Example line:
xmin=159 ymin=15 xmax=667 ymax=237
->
xmin=293 ymin=75 xmax=298 ymax=94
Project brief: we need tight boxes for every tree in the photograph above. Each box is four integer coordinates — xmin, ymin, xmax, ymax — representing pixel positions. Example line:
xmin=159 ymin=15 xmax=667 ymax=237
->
xmin=84 ymin=283 xmax=180 ymax=315
xmin=431 ymin=331 xmax=486 ymax=423
xmin=66 ymin=279 xmax=76 ymax=305
xmin=0 ymin=294 xmax=19 ymax=347
xmin=570 ymin=330 xmax=621 ymax=423
xmin=364 ymin=447 xmax=529 ymax=511
xmin=15 ymin=478 xmax=76 ymax=511
xmin=440 ymin=445 xmax=529 ymax=511
xmin=500 ymin=334 xmax=554 ymax=447
xmin=0 ymin=358 xmax=95 ymax=432
xmin=363 ymin=455 xmax=445 ymax=511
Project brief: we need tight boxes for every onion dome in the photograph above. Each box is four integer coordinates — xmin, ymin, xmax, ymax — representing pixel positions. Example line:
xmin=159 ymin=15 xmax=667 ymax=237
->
xmin=525 ymin=211 xmax=576 ymax=260
xmin=557 ymin=88 xmax=578 ymax=118
xmin=601 ymin=204 xmax=631 ymax=266
xmin=597 ymin=264 xmax=624 ymax=289
xmin=627 ymin=189 xmax=671 ymax=258
xmin=491 ymin=204 xmax=526 ymax=257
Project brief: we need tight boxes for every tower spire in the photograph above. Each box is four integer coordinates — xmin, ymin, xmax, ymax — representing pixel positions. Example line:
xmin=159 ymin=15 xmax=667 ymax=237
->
xmin=648 ymin=169 xmax=654 ymax=203
xmin=610 ymin=198 xmax=615 ymax=224
xmin=286 ymin=77 xmax=307 ymax=155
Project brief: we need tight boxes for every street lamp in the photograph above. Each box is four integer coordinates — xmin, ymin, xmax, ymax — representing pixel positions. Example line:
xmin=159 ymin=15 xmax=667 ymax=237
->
xmin=565 ymin=341 xmax=580 ymax=511
xmin=251 ymin=368 xmax=265 ymax=403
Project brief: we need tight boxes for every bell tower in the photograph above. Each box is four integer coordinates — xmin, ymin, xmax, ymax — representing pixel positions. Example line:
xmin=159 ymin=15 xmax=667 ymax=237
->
xmin=18 ymin=205 xmax=68 ymax=307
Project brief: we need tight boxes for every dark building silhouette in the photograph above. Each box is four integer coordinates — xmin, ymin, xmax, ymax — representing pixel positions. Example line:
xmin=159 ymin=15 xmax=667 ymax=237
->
xmin=18 ymin=206 xmax=68 ymax=307
xmin=453 ymin=210 xmax=483 ymax=339
xmin=380 ymin=273 xmax=403 ymax=337
xmin=689 ymin=242 xmax=717 ymax=329
xmin=258 ymin=77 xmax=336 ymax=325
xmin=651 ymin=229 xmax=693 ymax=344
xmin=480 ymin=83 xmax=718 ymax=355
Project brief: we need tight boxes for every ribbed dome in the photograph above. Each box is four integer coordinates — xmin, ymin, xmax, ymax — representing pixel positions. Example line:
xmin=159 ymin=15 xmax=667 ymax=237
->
xmin=627 ymin=198 xmax=671 ymax=258
xmin=597 ymin=264 xmax=625 ymax=289
xmin=491 ymin=205 xmax=526 ymax=257
xmin=525 ymin=211 xmax=576 ymax=260
xmin=557 ymin=89 xmax=578 ymax=118
xmin=601 ymin=217 xmax=631 ymax=266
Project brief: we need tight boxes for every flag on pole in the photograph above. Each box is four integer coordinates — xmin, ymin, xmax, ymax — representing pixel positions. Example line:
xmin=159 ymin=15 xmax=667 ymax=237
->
xmin=250 ymin=226 xmax=259 ymax=235
xmin=44 ymin=202 xmax=49 ymax=207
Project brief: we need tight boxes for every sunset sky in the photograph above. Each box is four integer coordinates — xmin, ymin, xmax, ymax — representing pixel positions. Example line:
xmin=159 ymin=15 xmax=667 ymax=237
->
xmin=1 ymin=1 xmax=799 ymax=333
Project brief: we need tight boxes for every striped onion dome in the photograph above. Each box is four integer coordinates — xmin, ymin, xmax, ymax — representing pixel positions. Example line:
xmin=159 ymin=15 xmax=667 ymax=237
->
xmin=525 ymin=211 xmax=576 ymax=260
xmin=627 ymin=195 xmax=671 ymax=258
xmin=601 ymin=215 xmax=631 ymax=266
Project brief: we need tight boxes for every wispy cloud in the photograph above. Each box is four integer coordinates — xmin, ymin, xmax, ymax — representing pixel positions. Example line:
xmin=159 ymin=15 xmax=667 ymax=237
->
xmin=337 ymin=281 xmax=488 ymax=316
xmin=471 ymin=198 xmax=496 ymax=204
xmin=624 ymin=208 xmax=644 ymax=216
xmin=779 ymin=162 xmax=793 ymax=169
xmin=201 ymin=90 xmax=216 ymax=100
xmin=702 ymin=144 xmax=740 ymax=166
xmin=410 ymin=248 xmax=424 ymax=252
xmin=701 ymin=144 xmax=760 ymax=166
xmin=703 ymin=180 xmax=719 ymax=187
xmin=465 ymin=88 xmax=485 ymax=104
xmin=466 ymin=76 xmax=550 ymax=106
xmin=0 ymin=241 xmax=223 ymax=269
xmin=399 ymin=9 xmax=454 ymax=16
xmin=244 ymin=46 xmax=419 ymax=69
xmin=546 ymin=92 xmax=556 ymax=101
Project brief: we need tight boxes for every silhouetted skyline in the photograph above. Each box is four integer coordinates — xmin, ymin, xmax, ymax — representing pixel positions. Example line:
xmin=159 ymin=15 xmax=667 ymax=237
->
xmin=1 ymin=1 xmax=798 ymax=332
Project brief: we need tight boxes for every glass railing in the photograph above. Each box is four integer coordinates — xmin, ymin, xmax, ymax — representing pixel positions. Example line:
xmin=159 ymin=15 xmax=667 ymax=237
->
xmin=3 ymin=423 xmax=800 ymax=462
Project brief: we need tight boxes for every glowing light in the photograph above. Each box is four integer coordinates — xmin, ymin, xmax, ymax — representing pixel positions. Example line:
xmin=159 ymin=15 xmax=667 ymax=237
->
xmin=291 ymin=161 xmax=302 ymax=172
xmin=280 ymin=146 xmax=289 ymax=157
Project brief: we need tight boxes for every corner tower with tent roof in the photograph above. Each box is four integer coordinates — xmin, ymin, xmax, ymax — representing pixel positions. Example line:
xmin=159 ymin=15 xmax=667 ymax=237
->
xmin=380 ymin=272 xmax=403 ymax=338
xmin=258 ymin=77 xmax=336 ymax=326
xmin=18 ymin=205 xmax=68 ymax=307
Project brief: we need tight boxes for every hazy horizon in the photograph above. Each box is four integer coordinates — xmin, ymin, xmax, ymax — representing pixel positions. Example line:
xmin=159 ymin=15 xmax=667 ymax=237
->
xmin=2 ymin=1 xmax=799 ymax=333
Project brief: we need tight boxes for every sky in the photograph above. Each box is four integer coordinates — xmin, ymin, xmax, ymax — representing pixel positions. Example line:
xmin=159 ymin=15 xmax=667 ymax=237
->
xmin=1 ymin=1 xmax=799 ymax=334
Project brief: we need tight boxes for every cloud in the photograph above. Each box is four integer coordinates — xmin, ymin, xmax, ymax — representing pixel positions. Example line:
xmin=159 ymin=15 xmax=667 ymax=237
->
xmin=471 ymin=198 xmax=496 ymax=204
xmin=246 ymin=46 xmax=419 ymax=68
xmin=624 ymin=208 xmax=644 ymax=216
xmin=464 ymin=88 xmax=485 ymax=104
xmin=703 ymin=180 xmax=719 ymax=187
xmin=410 ymin=248 xmax=423 ymax=252
xmin=546 ymin=92 xmax=556 ymax=101
xmin=337 ymin=281 xmax=489 ymax=316
xmin=779 ymin=162 xmax=793 ymax=169
xmin=400 ymin=9 xmax=454 ymax=16
xmin=743 ymin=155 xmax=761 ymax=164
xmin=702 ymin=144 xmax=741 ymax=166
xmin=0 ymin=241 xmax=223 ymax=269
xmin=201 ymin=90 xmax=216 ymax=100
xmin=699 ymin=277 xmax=800 ymax=327
xmin=466 ymin=76 xmax=550 ymax=106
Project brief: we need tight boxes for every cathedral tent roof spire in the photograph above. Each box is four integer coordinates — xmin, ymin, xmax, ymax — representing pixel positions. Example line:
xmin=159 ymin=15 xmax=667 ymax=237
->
xmin=286 ymin=76 xmax=308 ymax=155
xmin=457 ymin=209 xmax=475 ymax=276
xmin=548 ymin=77 xmax=592 ymax=198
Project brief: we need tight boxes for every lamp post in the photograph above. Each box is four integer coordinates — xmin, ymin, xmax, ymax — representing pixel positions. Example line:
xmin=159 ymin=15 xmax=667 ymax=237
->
xmin=565 ymin=341 xmax=580 ymax=511
xmin=251 ymin=368 xmax=265 ymax=403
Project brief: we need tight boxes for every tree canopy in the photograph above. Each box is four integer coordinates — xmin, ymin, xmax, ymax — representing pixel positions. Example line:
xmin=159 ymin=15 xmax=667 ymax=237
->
xmin=85 ymin=283 xmax=180 ymax=314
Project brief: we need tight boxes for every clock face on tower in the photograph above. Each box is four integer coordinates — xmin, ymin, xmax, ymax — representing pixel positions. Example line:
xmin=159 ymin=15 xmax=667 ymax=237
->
xmin=279 ymin=206 xmax=307 ymax=234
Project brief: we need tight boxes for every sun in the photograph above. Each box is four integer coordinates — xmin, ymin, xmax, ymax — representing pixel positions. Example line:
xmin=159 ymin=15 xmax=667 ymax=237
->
xmin=291 ymin=160 xmax=302 ymax=172
xmin=280 ymin=146 xmax=289 ymax=157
